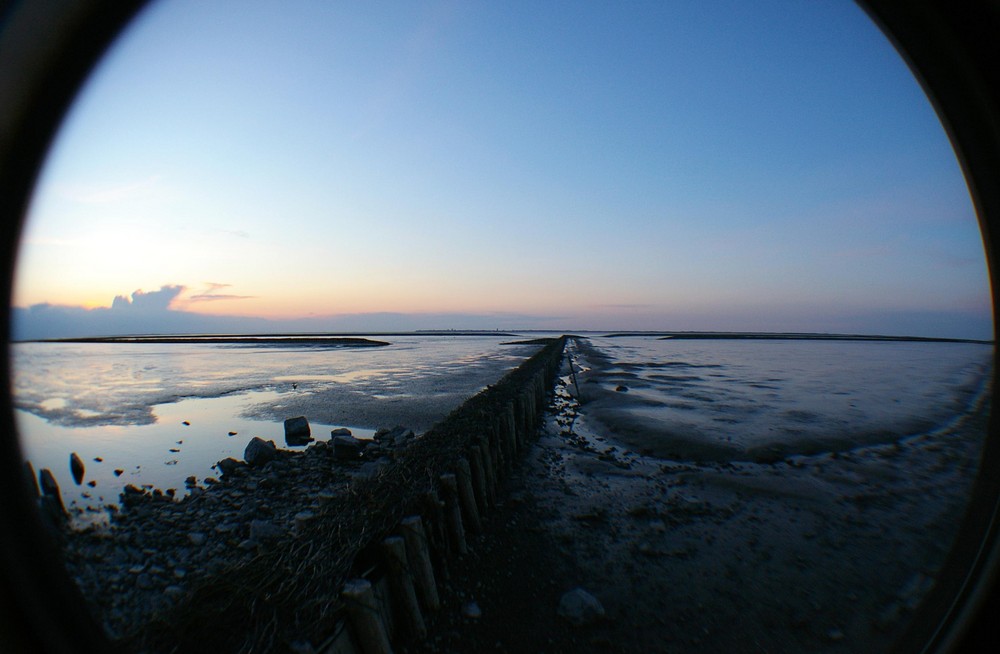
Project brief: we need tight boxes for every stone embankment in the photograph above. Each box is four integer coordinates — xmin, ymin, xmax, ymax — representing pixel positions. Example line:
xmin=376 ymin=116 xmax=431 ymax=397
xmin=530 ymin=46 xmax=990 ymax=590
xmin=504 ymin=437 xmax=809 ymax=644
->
xmin=48 ymin=336 xmax=565 ymax=653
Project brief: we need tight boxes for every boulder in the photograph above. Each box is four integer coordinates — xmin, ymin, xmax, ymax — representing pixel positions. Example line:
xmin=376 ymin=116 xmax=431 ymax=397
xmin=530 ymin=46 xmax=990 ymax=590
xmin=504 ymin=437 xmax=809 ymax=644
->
xmin=333 ymin=434 xmax=365 ymax=461
xmin=330 ymin=427 xmax=353 ymax=437
xmin=69 ymin=452 xmax=85 ymax=485
xmin=244 ymin=437 xmax=278 ymax=467
xmin=284 ymin=416 xmax=312 ymax=445
xmin=557 ymin=587 xmax=605 ymax=626
xmin=38 ymin=468 xmax=66 ymax=512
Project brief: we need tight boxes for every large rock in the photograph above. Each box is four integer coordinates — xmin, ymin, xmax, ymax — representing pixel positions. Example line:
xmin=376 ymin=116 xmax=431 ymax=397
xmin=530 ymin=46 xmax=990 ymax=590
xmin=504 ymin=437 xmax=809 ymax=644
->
xmin=333 ymin=434 xmax=365 ymax=461
xmin=557 ymin=587 xmax=606 ymax=626
xmin=284 ymin=416 xmax=312 ymax=445
xmin=244 ymin=437 xmax=278 ymax=467
xmin=69 ymin=452 xmax=86 ymax=485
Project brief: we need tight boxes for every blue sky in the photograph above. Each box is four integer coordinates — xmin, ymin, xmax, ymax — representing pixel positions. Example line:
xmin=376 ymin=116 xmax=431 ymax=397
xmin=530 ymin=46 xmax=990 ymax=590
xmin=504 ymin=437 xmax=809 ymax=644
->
xmin=10 ymin=0 xmax=993 ymax=339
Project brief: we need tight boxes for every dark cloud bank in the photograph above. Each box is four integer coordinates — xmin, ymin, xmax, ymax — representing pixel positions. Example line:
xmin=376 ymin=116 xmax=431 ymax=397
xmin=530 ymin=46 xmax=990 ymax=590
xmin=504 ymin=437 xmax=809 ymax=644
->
xmin=9 ymin=286 xmax=545 ymax=341
xmin=8 ymin=285 xmax=993 ymax=341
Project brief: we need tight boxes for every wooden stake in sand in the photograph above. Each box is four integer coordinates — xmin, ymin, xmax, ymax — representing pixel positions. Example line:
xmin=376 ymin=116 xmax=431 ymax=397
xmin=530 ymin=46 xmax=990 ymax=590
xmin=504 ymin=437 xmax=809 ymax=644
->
xmin=381 ymin=536 xmax=426 ymax=640
xmin=439 ymin=473 xmax=468 ymax=555
xmin=454 ymin=458 xmax=482 ymax=534
xmin=467 ymin=444 xmax=490 ymax=512
xmin=476 ymin=437 xmax=498 ymax=507
xmin=341 ymin=578 xmax=393 ymax=654
xmin=399 ymin=516 xmax=440 ymax=613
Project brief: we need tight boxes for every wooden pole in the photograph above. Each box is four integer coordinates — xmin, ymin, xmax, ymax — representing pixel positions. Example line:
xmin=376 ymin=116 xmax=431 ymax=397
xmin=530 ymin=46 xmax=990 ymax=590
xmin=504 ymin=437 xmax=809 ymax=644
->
xmin=421 ymin=490 xmax=450 ymax=580
xmin=467 ymin=444 xmax=490 ymax=512
xmin=381 ymin=536 xmax=426 ymax=640
xmin=454 ymin=458 xmax=481 ymax=534
xmin=342 ymin=578 xmax=393 ymax=654
xmin=399 ymin=516 xmax=440 ymax=613
xmin=477 ymin=437 xmax=497 ymax=507
xmin=439 ymin=473 xmax=468 ymax=555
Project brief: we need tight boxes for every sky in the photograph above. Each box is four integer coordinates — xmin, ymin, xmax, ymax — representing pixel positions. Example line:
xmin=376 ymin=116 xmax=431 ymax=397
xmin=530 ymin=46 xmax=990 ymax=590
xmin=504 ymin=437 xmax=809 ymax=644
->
xmin=9 ymin=0 xmax=994 ymax=340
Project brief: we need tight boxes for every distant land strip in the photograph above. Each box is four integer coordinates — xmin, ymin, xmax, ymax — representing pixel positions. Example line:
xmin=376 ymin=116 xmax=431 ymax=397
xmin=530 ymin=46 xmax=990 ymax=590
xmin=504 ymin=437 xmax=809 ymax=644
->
xmin=600 ymin=331 xmax=993 ymax=345
xmin=42 ymin=335 xmax=391 ymax=347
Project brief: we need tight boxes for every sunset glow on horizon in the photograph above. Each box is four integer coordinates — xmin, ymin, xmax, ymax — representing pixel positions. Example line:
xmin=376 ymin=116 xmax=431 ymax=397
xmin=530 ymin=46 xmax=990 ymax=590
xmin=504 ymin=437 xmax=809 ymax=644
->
xmin=10 ymin=0 xmax=993 ymax=340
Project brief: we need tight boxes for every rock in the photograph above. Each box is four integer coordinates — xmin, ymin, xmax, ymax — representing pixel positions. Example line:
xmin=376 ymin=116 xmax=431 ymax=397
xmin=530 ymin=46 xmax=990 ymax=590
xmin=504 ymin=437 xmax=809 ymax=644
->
xmin=114 ymin=469 xmax=124 ymax=477
xmin=244 ymin=437 xmax=278 ymax=467
xmin=185 ymin=476 xmax=197 ymax=487
xmin=330 ymin=427 xmax=353 ymax=437
xmin=615 ymin=385 xmax=629 ymax=392
xmin=557 ymin=588 xmax=605 ymax=626
xmin=462 ymin=600 xmax=482 ymax=619
xmin=249 ymin=519 xmax=285 ymax=543
xmin=284 ymin=416 xmax=312 ymax=445
xmin=333 ymin=434 xmax=365 ymax=461
xmin=70 ymin=452 xmax=85 ymax=485
xmin=188 ymin=532 xmax=206 ymax=546
xmin=351 ymin=458 xmax=391 ymax=481
xmin=38 ymin=468 xmax=63 ymax=504
xmin=216 ymin=457 xmax=244 ymax=476
xmin=374 ymin=425 xmax=415 ymax=449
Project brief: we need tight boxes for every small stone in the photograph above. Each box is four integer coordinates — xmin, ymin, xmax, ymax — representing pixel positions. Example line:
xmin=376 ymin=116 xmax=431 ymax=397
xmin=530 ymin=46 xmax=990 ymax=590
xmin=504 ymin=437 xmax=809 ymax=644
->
xmin=558 ymin=588 xmax=605 ymax=626
xmin=462 ymin=601 xmax=482 ymax=619
xmin=827 ymin=628 xmax=845 ymax=642
xmin=164 ymin=585 xmax=184 ymax=600
xmin=188 ymin=532 xmax=206 ymax=546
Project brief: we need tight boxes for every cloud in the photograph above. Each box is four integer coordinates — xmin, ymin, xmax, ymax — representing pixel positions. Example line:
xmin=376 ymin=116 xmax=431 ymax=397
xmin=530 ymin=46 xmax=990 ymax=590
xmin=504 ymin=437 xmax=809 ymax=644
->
xmin=186 ymin=283 xmax=256 ymax=303
xmin=111 ymin=285 xmax=185 ymax=311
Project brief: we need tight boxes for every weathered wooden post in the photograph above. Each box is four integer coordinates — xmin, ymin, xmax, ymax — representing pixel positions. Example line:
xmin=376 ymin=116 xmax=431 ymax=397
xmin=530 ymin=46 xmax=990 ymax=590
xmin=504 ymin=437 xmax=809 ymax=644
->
xmin=503 ymin=403 xmax=517 ymax=465
xmin=467 ymin=444 xmax=490 ymax=512
xmin=439 ymin=473 xmax=468 ymax=555
xmin=381 ymin=536 xmax=426 ymax=640
xmin=477 ymin=437 xmax=498 ymax=507
xmin=399 ymin=516 xmax=440 ymax=613
xmin=422 ymin=490 xmax=450 ymax=577
xmin=454 ymin=458 xmax=481 ymax=534
xmin=342 ymin=578 xmax=393 ymax=654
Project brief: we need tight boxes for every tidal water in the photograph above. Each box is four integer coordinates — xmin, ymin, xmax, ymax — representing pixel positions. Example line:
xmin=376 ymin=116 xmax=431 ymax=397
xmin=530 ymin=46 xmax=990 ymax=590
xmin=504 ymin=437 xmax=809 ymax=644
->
xmin=572 ymin=336 xmax=994 ymax=462
xmin=11 ymin=333 xmax=994 ymax=521
xmin=11 ymin=334 xmax=540 ymax=517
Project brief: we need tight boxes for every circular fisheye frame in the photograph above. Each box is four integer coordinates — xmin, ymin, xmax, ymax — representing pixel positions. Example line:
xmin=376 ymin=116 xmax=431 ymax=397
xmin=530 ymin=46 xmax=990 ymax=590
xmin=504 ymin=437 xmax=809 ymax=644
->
xmin=1 ymin=1 xmax=998 ymax=653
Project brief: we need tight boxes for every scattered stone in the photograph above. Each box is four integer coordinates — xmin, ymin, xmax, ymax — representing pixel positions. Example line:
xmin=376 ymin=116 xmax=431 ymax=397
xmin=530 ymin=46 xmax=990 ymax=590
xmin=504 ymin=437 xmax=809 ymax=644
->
xmin=164 ymin=585 xmax=184 ymax=600
xmin=70 ymin=452 xmax=85 ymax=485
xmin=93 ymin=457 xmax=103 ymax=463
xmin=330 ymin=427 xmax=353 ymax=437
xmin=228 ymin=431 xmax=237 ymax=436
xmin=182 ymin=421 xmax=190 ymax=426
xmin=374 ymin=425 xmax=415 ymax=450
xmin=615 ymin=385 xmax=629 ymax=392
xmin=188 ymin=532 xmax=206 ymax=546
xmin=185 ymin=476 xmax=197 ymax=487
xmin=333 ymin=434 xmax=365 ymax=461
xmin=827 ymin=628 xmax=845 ymax=642
xmin=250 ymin=519 xmax=285 ymax=542
xmin=114 ymin=469 xmax=124 ymax=477
xmin=284 ymin=416 xmax=312 ymax=445
xmin=462 ymin=600 xmax=482 ymax=619
xmin=87 ymin=480 xmax=97 ymax=488
xmin=557 ymin=588 xmax=605 ymax=626
xmin=244 ymin=437 xmax=278 ymax=467
xmin=216 ymin=457 xmax=244 ymax=476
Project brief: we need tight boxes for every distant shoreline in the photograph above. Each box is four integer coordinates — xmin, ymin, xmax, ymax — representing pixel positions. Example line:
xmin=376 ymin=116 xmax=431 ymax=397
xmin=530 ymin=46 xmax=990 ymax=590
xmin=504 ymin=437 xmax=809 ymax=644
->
xmin=601 ymin=331 xmax=993 ymax=345
xmin=33 ymin=335 xmax=392 ymax=347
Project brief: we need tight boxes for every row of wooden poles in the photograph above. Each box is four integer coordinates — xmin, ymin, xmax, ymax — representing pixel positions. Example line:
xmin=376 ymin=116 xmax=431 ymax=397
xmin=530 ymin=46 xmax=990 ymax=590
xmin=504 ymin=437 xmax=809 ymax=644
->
xmin=323 ymin=342 xmax=564 ymax=654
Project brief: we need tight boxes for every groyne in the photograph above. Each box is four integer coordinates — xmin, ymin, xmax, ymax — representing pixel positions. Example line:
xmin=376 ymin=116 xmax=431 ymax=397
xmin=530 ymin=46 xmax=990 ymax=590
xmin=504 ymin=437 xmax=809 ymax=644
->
xmin=118 ymin=336 xmax=566 ymax=653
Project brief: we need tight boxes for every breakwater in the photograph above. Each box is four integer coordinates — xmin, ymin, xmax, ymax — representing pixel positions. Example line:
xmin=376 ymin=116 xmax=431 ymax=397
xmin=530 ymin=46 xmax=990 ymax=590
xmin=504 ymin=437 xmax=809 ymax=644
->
xmin=112 ymin=336 xmax=566 ymax=653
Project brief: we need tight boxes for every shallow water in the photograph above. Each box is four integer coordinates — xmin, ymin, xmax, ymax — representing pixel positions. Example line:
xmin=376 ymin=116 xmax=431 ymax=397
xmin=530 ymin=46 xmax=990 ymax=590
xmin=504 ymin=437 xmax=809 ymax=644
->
xmin=573 ymin=336 xmax=994 ymax=461
xmin=11 ymin=334 xmax=540 ymax=516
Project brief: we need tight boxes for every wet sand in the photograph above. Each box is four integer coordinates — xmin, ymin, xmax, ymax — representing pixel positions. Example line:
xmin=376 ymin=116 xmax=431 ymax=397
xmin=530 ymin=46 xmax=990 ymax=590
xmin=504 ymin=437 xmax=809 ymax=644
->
xmin=411 ymin=341 xmax=990 ymax=653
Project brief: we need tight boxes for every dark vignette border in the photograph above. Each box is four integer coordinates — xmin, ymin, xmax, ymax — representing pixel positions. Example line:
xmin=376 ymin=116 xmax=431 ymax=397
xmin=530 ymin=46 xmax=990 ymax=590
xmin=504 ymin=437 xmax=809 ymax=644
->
xmin=0 ymin=1 xmax=997 ymax=652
